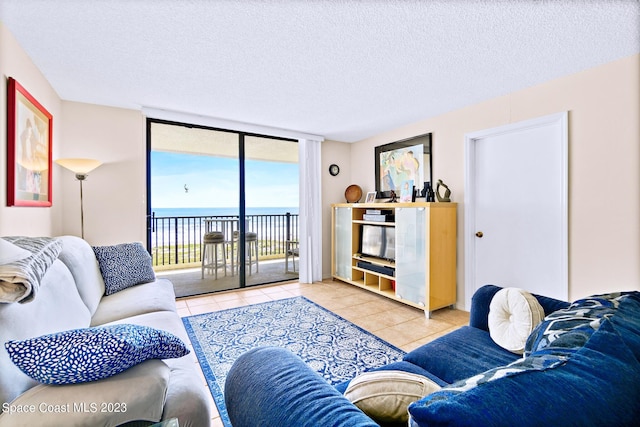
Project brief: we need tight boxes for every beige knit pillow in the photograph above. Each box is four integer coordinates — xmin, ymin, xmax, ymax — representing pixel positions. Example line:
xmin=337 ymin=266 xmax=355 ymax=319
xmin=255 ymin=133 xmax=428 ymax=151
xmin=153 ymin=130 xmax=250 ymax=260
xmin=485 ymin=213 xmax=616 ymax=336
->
xmin=344 ymin=370 xmax=441 ymax=424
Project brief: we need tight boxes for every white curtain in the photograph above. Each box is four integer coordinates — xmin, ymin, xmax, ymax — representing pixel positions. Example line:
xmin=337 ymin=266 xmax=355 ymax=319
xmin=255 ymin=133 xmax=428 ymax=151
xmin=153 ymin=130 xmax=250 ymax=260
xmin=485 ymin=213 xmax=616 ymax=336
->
xmin=298 ymin=139 xmax=322 ymax=283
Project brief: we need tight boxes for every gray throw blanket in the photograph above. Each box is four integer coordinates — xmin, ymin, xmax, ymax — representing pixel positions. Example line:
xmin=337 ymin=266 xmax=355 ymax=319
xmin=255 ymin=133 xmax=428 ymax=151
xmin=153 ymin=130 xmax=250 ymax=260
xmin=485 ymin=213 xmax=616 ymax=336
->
xmin=0 ymin=236 xmax=62 ymax=303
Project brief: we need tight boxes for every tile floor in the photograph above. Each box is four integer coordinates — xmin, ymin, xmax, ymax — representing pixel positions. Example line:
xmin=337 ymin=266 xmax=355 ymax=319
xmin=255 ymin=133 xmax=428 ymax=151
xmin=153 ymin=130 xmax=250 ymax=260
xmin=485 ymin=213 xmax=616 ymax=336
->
xmin=176 ymin=279 xmax=470 ymax=427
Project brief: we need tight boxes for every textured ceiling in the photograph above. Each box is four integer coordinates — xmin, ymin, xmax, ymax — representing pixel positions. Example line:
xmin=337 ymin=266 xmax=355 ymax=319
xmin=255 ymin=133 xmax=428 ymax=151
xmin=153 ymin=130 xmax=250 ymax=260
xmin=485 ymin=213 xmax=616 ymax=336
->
xmin=1 ymin=0 xmax=638 ymax=142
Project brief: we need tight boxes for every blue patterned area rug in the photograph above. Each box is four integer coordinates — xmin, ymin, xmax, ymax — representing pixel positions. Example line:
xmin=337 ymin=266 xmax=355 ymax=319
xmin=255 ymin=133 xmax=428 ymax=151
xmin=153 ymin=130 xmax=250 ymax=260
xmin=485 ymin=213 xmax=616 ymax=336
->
xmin=182 ymin=296 xmax=406 ymax=427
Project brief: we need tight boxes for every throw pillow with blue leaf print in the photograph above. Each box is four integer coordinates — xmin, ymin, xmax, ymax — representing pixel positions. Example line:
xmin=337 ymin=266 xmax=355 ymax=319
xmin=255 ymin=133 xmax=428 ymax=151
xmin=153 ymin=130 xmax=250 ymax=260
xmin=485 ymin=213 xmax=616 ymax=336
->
xmin=5 ymin=324 xmax=189 ymax=384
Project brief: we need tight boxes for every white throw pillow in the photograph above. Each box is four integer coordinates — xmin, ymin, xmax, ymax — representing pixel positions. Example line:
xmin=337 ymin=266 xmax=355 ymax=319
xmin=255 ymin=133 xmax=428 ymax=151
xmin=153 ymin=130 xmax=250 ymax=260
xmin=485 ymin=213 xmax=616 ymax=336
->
xmin=488 ymin=287 xmax=545 ymax=354
xmin=344 ymin=370 xmax=441 ymax=424
xmin=0 ymin=238 xmax=31 ymax=264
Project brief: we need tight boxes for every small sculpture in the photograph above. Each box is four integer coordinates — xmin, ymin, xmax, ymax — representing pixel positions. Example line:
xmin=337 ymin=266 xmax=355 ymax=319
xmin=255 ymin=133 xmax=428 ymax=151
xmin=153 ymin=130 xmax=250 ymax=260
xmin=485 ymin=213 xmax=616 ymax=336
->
xmin=387 ymin=190 xmax=398 ymax=203
xmin=436 ymin=179 xmax=451 ymax=202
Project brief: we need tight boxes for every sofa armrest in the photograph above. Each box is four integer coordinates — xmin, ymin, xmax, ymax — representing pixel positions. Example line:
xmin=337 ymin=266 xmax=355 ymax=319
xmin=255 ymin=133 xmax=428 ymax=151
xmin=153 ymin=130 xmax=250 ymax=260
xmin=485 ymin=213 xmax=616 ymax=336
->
xmin=224 ymin=347 xmax=378 ymax=427
xmin=468 ymin=285 xmax=503 ymax=331
xmin=469 ymin=284 xmax=570 ymax=332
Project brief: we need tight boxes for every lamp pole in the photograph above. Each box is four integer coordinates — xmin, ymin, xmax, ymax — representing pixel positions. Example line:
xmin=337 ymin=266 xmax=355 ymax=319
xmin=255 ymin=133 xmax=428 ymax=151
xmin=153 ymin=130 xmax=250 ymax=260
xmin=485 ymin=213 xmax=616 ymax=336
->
xmin=55 ymin=158 xmax=102 ymax=241
xmin=76 ymin=173 xmax=88 ymax=239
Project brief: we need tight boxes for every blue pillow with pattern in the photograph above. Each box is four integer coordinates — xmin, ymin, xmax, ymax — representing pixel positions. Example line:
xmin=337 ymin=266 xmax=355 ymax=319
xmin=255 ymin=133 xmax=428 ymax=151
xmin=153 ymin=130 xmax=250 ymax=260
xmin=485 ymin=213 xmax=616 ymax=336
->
xmin=5 ymin=324 xmax=189 ymax=384
xmin=93 ymin=242 xmax=156 ymax=295
xmin=524 ymin=292 xmax=635 ymax=357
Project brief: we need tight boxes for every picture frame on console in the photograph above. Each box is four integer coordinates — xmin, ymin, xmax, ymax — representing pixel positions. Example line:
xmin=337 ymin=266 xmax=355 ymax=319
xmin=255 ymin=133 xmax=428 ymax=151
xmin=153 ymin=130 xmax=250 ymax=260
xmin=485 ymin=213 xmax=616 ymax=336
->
xmin=6 ymin=77 xmax=53 ymax=207
xmin=365 ymin=191 xmax=377 ymax=203
xmin=375 ymin=133 xmax=432 ymax=201
xmin=399 ymin=180 xmax=415 ymax=202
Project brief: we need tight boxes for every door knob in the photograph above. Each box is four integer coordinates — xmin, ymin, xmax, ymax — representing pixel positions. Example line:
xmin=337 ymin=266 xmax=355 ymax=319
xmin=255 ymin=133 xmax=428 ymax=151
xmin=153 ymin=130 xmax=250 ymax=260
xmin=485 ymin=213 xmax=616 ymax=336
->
xmin=475 ymin=231 xmax=483 ymax=238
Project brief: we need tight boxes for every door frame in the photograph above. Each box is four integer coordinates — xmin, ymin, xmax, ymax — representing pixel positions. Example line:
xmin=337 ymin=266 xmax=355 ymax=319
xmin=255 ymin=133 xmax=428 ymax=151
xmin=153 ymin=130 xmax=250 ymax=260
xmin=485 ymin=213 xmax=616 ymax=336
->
xmin=463 ymin=112 xmax=569 ymax=309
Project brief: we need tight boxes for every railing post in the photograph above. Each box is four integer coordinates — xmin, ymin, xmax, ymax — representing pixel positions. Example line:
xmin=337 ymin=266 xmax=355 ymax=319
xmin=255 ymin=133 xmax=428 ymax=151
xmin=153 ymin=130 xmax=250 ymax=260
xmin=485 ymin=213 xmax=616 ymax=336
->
xmin=286 ymin=212 xmax=291 ymax=240
xmin=174 ymin=217 xmax=179 ymax=265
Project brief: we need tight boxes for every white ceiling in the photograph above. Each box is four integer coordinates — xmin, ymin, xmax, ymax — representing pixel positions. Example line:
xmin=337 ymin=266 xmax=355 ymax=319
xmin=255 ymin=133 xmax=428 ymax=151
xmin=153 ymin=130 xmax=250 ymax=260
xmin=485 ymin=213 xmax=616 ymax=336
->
xmin=1 ymin=1 xmax=638 ymax=142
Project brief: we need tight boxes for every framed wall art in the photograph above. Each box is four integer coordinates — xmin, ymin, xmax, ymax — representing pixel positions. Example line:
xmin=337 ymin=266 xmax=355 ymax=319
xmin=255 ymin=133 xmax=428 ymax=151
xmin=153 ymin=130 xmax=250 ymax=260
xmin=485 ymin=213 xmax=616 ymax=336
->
xmin=7 ymin=77 xmax=53 ymax=207
xmin=374 ymin=133 xmax=432 ymax=199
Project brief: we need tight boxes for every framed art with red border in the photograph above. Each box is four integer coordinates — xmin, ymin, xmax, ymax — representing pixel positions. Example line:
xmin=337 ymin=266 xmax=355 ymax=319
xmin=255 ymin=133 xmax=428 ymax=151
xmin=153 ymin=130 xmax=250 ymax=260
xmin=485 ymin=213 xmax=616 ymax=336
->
xmin=7 ymin=77 xmax=53 ymax=207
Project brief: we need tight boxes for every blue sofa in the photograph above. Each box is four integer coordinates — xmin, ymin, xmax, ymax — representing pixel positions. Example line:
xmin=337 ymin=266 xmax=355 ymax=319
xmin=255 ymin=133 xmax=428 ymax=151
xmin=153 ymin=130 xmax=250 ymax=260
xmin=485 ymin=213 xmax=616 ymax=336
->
xmin=224 ymin=285 xmax=640 ymax=426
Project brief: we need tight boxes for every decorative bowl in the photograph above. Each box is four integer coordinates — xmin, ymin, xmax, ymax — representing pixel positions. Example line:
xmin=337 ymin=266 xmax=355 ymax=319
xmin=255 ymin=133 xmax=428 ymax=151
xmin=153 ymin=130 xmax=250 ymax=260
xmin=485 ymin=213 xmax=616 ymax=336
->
xmin=345 ymin=184 xmax=363 ymax=203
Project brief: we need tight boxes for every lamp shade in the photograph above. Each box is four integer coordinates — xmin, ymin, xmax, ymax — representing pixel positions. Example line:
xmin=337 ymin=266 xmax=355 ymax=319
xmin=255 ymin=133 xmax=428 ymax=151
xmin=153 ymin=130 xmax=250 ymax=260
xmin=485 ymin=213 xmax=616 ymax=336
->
xmin=55 ymin=158 xmax=102 ymax=174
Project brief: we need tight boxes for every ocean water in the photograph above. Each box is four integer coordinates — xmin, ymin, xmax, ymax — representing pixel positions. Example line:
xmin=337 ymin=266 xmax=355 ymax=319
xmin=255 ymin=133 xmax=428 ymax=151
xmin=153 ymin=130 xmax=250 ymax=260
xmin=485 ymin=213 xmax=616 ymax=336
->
xmin=152 ymin=207 xmax=298 ymax=218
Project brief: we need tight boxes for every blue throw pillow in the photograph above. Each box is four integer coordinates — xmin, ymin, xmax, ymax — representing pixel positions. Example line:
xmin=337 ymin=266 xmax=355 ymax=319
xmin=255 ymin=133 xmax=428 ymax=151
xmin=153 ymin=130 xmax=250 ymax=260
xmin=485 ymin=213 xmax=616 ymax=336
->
xmin=524 ymin=292 xmax=634 ymax=357
xmin=93 ymin=242 xmax=156 ymax=295
xmin=5 ymin=324 xmax=189 ymax=384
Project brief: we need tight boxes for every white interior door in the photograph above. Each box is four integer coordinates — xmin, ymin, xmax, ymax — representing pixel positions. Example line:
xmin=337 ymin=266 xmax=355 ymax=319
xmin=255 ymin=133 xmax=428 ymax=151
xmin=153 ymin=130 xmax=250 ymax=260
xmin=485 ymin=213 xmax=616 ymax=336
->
xmin=464 ymin=112 xmax=568 ymax=308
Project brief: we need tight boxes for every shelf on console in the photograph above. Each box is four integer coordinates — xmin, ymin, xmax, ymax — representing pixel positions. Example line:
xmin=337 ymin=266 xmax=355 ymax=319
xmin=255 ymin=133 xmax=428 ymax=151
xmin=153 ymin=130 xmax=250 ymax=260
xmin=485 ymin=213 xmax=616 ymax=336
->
xmin=353 ymin=220 xmax=396 ymax=226
xmin=352 ymin=267 xmax=395 ymax=281
xmin=353 ymin=255 xmax=395 ymax=268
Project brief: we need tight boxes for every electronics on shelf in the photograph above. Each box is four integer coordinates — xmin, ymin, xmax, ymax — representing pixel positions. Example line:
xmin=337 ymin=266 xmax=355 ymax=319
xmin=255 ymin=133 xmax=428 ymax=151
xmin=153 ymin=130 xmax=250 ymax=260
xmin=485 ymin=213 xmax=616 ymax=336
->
xmin=362 ymin=209 xmax=394 ymax=222
xmin=359 ymin=224 xmax=395 ymax=261
xmin=356 ymin=260 xmax=395 ymax=277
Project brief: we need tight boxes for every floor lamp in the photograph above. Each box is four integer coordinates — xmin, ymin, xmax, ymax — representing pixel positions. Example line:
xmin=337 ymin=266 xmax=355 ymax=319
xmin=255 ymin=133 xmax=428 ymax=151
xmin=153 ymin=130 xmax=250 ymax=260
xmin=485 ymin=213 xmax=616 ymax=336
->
xmin=55 ymin=158 xmax=102 ymax=239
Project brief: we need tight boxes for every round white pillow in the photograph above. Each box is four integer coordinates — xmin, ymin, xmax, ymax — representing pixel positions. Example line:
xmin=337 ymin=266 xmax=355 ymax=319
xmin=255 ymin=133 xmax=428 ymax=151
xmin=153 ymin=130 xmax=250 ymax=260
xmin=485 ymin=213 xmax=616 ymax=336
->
xmin=344 ymin=370 xmax=441 ymax=424
xmin=488 ymin=287 xmax=545 ymax=354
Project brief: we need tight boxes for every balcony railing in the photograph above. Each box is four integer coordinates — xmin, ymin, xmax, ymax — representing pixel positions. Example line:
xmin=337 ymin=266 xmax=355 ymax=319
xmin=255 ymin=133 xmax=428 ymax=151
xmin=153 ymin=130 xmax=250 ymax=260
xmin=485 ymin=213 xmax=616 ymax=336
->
xmin=150 ymin=212 xmax=299 ymax=268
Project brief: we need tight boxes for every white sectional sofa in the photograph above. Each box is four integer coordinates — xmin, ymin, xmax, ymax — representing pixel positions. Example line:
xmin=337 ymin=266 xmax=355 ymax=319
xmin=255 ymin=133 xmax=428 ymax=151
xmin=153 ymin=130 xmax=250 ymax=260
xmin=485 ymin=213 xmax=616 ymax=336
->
xmin=0 ymin=235 xmax=211 ymax=426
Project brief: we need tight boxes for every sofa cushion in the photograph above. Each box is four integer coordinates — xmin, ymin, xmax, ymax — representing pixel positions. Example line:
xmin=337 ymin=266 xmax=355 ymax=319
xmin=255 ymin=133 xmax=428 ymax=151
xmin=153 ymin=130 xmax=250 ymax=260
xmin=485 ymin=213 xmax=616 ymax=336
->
xmin=100 ymin=310 xmax=214 ymax=425
xmin=90 ymin=278 xmax=177 ymax=326
xmin=0 ymin=238 xmax=30 ymax=264
xmin=488 ymin=288 xmax=544 ymax=354
xmin=57 ymin=235 xmax=106 ymax=315
xmin=92 ymin=242 xmax=156 ymax=295
xmin=403 ymin=326 xmax=519 ymax=385
xmin=345 ymin=370 xmax=440 ymax=424
xmin=5 ymin=324 xmax=189 ymax=385
xmin=408 ymin=318 xmax=640 ymax=427
xmin=0 ymin=359 xmax=170 ymax=427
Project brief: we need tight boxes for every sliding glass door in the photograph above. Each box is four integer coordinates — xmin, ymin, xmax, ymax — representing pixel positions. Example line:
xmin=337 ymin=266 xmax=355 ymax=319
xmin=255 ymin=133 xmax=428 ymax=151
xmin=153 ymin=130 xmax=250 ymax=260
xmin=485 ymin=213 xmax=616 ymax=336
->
xmin=244 ymin=136 xmax=299 ymax=286
xmin=146 ymin=119 xmax=298 ymax=298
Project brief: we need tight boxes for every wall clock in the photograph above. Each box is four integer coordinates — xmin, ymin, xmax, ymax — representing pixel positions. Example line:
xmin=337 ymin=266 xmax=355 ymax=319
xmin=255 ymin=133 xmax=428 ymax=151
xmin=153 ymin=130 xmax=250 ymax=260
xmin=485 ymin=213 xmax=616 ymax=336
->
xmin=329 ymin=164 xmax=340 ymax=176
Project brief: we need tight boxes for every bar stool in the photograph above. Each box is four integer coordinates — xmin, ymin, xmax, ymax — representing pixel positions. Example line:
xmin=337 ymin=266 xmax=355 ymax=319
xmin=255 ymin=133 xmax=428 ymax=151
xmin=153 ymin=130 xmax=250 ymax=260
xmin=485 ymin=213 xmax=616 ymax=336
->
xmin=233 ymin=231 xmax=259 ymax=275
xmin=285 ymin=240 xmax=299 ymax=273
xmin=201 ymin=231 xmax=227 ymax=279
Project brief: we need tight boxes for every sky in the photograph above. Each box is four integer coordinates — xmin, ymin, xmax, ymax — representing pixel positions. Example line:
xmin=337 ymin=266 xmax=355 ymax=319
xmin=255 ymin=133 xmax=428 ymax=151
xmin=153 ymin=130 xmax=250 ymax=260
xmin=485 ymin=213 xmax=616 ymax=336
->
xmin=151 ymin=151 xmax=299 ymax=209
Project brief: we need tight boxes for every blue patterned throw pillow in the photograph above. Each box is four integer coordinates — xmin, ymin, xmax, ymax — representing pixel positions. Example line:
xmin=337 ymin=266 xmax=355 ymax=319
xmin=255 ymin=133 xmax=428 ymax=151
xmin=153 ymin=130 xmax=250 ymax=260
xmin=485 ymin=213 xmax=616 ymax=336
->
xmin=524 ymin=292 xmax=634 ymax=357
xmin=93 ymin=242 xmax=156 ymax=295
xmin=5 ymin=324 xmax=189 ymax=384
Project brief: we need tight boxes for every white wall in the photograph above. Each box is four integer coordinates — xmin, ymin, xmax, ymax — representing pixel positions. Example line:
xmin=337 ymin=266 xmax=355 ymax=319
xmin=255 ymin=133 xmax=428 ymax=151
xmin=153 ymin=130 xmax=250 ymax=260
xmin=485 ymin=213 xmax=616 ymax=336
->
xmin=0 ymin=23 xmax=63 ymax=237
xmin=320 ymin=140 xmax=352 ymax=278
xmin=58 ymin=102 xmax=146 ymax=245
xmin=343 ymin=54 xmax=640 ymax=306
xmin=0 ymin=21 xmax=148 ymax=245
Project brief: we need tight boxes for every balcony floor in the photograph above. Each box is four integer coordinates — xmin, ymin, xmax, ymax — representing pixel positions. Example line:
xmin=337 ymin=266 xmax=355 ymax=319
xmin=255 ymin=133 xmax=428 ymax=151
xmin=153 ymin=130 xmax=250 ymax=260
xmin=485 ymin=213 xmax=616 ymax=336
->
xmin=156 ymin=258 xmax=299 ymax=298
